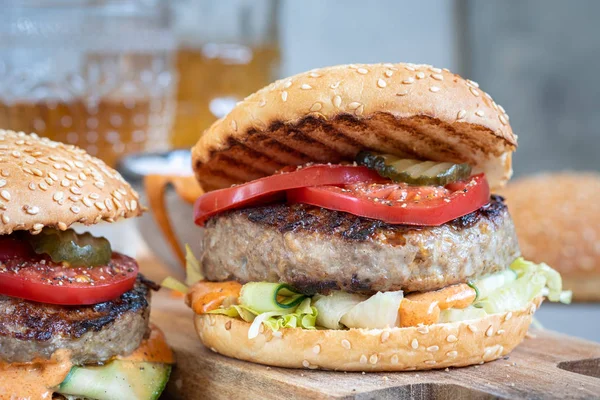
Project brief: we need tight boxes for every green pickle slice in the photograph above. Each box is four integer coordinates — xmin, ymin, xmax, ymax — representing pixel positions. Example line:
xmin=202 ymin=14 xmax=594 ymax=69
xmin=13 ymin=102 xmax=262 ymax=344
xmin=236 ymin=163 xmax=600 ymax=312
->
xmin=29 ymin=228 xmax=112 ymax=267
xmin=356 ymin=151 xmax=472 ymax=186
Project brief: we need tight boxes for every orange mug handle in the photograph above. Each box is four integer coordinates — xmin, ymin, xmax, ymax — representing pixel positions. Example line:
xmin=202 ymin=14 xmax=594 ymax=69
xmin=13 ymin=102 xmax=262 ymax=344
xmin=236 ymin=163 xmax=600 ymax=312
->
xmin=144 ymin=174 xmax=204 ymax=269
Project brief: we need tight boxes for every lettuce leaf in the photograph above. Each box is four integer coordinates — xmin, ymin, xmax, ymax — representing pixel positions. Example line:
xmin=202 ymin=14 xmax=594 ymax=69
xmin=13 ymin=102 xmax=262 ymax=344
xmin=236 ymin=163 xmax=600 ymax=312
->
xmin=313 ymin=291 xmax=366 ymax=329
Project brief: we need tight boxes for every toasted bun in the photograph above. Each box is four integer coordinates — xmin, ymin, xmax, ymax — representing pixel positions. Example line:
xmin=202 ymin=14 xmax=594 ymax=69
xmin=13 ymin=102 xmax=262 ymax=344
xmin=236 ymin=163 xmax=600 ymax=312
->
xmin=0 ymin=130 xmax=142 ymax=234
xmin=194 ymin=298 xmax=540 ymax=371
xmin=192 ymin=63 xmax=516 ymax=192
xmin=500 ymin=172 xmax=600 ymax=301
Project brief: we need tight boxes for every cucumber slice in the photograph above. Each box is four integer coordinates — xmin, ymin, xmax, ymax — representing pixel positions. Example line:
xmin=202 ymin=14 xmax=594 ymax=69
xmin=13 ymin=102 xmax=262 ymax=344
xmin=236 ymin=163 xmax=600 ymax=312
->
xmin=355 ymin=151 xmax=472 ymax=185
xmin=58 ymin=360 xmax=171 ymax=400
xmin=439 ymin=307 xmax=487 ymax=323
xmin=471 ymin=269 xmax=517 ymax=301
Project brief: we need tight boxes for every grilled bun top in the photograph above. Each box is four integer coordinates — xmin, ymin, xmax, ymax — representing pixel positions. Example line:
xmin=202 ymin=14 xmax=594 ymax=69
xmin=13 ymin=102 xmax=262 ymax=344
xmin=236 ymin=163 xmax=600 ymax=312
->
xmin=500 ymin=172 xmax=600 ymax=275
xmin=0 ymin=129 xmax=142 ymax=235
xmin=192 ymin=63 xmax=517 ymax=192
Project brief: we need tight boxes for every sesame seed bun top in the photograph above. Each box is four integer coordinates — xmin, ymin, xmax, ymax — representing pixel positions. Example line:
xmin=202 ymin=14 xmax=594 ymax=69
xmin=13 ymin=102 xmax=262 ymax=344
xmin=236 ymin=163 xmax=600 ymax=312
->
xmin=192 ymin=63 xmax=517 ymax=192
xmin=500 ymin=172 xmax=600 ymax=300
xmin=0 ymin=129 xmax=142 ymax=235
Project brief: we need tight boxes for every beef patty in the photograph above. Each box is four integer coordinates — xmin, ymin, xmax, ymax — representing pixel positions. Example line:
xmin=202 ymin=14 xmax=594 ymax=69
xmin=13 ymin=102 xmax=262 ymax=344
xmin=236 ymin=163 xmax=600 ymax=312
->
xmin=0 ymin=276 xmax=155 ymax=364
xmin=201 ymin=196 xmax=520 ymax=294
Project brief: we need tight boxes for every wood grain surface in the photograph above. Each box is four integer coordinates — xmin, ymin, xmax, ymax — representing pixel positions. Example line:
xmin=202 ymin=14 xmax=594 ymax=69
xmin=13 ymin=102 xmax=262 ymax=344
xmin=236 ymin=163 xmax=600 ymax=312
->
xmin=150 ymin=289 xmax=600 ymax=400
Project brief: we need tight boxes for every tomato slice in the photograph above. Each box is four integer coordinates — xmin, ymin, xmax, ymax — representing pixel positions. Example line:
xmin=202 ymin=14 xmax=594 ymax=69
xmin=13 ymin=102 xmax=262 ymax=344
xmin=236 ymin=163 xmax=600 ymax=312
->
xmin=194 ymin=164 xmax=382 ymax=225
xmin=286 ymin=174 xmax=490 ymax=226
xmin=0 ymin=248 xmax=138 ymax=305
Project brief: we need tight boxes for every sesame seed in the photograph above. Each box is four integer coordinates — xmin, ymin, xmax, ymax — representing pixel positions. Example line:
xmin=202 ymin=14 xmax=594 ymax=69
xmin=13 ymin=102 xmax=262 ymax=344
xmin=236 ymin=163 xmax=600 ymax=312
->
xmin=70 ymin=205 xmax=80 ymax=214
xmin=348 ymin=102 xmax=362 ymax=110
xmin=381 ymin=331 xmax=390 ymax=343
xmin=416 ymin=71 xmax=425 ymax=79
xmin=31 ymin=168 xmax=43 ymax=177
xmin=341 ymin=339 xmax=351 ymax=350
xmin=0 ymin=180 xmax=5 ymax=188
xmin=416 ymin=325 xmax=429 ymax=334
xmin=468 ymin=324 xmax=478 ymax=333
xmin=28 ymin=182 xmax=36 ymax=191
xmin=475 ymin=110 xmax=485 ymax=117
xmin=425 ymin=360 xmax=437 ymax=365
xmin=447 ymin=335 xmax=458 ymax=343
xmin=431 ymin=73 xmax=444 ymax=81
xmin=333 ymin=95 xmax=342 ymax=108
xmin=95 ymin=202 xmax=106 ymax=211
xmin=486 ymin=326 xmax=494 ymax=337
xmin=330 ymin=81 xmax=340 ymax=89
xmin=505 ymin=312 xmax=513 ymax=321
xmin=402 ymin=77 xmax=415 ymax=84
xmin=48 ymin=172 xmax=58 ymax=181
xmin=38 ymin=182 xmax=48 ymax=191
xmin=427 ymin=345 xmax=439 ymax=352
xmin=259 ymin=99 xmax=267 ymax=108
xmin=457 ymin=110 xmax=467 ymax=120
xmin=82 ymin=197 xmax=93 ymax=207
xmin=429 ymin=67 xmax=442 ymax=73
xmin=58 ymin=222 xmax=68 ymax=230
xmin=359 ymin=355 xmax=367 ymax=364
xmin=309 ymin=102 xmax=323 ymax=112
xmin=283 ymin=80 xmax=292 ymax=89
xmin=396 ymin=91 xmax=408 ymax=96
xmin=70 ymin=187 xmax=82 ymax=195
xmin=377 ymin=78 xmax=387 ymax=88
xmin=391 ymin=355 xmax=399 ymax=364
xmin=1 ymin=190 xmax=10 ymax=201
xmin=411 ymin=339 xmax=419 ymax=349
xmin=497 ymin=329 xmax=505 ymax=335
xmin=405 ymin=65 xmax=416 ymax=71
xmin=355 ymin=105 xmax=364 ymax=116
xmin=0 ymin=170 xmax=8 ymax=177
xmin=61 ymin=179 xmax=70 ymax=187
xmin=281 ymin=91 xmax=288 ymax=102
xmin=300 ymin=84 xmax=312 ymax=90
xmin=467 ymin=79 xmax=479 ymax=88
xmin=499 ymin=114 xmax=508 ymax=125
xmin=130 ymin=200 xmax=138 ymax=211
xmin=469 ymin=87 xmax=480 ymax=97
xmin=25 ymin=206 xmax=40 ymax=215
xmin=385 ymin=70 xmax=393 ymax=77
xmin=369 ymin=354 xmax=378 ymax=364
xmin=33 ymin=223 xmax=44 ymax=231
xmin=309 ymin=72 xmax=320 ymax=78
xmin=357 ymin=68 xmax=368 ymax=75
xmin=230 ymin=120 xmax=237 ymax=132
xmin=447 ymin=351 xmax=458 ymax=358
xmin=302 ymin=360 xmax=310 ymax=368
xmin=429 ymin=86 xmax=441 ymax=93
xmin=313 ymin=345 xmax=321 ymax=354
xmin=1 ymin=214 xmax=9 ymax=224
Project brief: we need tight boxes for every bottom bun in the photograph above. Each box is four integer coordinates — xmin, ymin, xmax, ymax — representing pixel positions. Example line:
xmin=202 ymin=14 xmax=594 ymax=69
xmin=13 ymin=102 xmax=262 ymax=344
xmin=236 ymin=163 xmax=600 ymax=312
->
xmin=194 ymin=298 xmax=541 ymax=371
xmin=563 ymin=275 xmax=600 ymax=302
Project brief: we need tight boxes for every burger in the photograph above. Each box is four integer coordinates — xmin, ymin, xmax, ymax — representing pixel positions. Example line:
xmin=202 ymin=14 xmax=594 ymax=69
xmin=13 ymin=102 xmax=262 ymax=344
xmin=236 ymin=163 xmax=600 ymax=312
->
xmin=501 ymin=172 xmax=600 ymax=301
xmin=0 ymin=130 xmax=173 ymax=398
xmin=182 ymin=63 xmax=570 ymax=371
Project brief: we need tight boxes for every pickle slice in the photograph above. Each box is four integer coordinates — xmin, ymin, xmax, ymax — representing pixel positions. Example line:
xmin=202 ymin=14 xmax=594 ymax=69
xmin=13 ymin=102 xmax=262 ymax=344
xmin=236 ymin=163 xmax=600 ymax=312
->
xmin=356 ymin=151 xmax=472 ymax=186
xmin=28 ymin=228 xmax=112 ymax=267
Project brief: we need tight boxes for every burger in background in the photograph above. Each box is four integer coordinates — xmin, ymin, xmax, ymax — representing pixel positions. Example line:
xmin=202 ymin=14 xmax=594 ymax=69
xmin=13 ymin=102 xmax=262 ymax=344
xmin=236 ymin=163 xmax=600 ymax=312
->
xmin=0 ymin=130 xmax=173 ymax=399
xmin=168 ymin=63 xmax=572 ymax=372
xmin=500 ymin=172 xmax=600 ymax=302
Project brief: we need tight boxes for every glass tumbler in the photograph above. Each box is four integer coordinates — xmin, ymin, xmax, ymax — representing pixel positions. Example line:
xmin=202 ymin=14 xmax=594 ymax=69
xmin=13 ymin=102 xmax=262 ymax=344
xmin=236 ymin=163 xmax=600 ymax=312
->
xmin=170 ymin=0 xmax=280 ymax=148
xmin=0 ymin=0 xmax=176 ymax=167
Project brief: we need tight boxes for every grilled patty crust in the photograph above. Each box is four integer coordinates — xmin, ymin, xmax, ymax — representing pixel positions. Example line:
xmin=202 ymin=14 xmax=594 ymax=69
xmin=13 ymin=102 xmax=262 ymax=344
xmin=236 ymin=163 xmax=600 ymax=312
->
xmin=201 ymin=196 xmax=520 ymax=294
xmin=0 ymin=276 xmax=155 ymax=364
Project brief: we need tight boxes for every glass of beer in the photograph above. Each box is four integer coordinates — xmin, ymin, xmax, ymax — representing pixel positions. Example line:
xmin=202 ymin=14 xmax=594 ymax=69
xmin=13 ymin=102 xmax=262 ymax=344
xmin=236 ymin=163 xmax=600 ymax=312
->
xmin=170 ymin=0 xmax=281 ymax=148
xmin=0 ymin=0 xmax=176 ymax=167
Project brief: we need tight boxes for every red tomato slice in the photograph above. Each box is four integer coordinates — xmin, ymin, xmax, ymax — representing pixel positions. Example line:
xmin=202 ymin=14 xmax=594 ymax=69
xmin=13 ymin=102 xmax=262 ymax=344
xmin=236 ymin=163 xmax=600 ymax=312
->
xmin=286 ymin=174 xmax=490 ymax=226
xmin=0 ymin=249 xmax=138 ymax=305
xmin=194 ymin=164 xmax=382 ymax=225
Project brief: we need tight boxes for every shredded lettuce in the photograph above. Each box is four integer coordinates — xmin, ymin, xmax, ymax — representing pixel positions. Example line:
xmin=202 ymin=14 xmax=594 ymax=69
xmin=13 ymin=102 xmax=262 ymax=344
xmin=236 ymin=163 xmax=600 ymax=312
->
xmin=185 ymin=244 xmax=204 ymax=286
xmin=211 ymin=292 xmax=317 ymax=339
xmin=160 ymin=276 xmax=188 ymax=294
xmin=313 ymin=291 xmax=366 ymax=329
xmin=340 ymin=291 xmax=404 ymax=329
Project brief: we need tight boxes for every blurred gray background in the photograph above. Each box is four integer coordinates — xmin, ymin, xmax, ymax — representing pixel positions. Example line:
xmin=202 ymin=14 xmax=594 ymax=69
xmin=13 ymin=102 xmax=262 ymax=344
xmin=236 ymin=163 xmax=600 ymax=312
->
xmin=281 ymin=0 xmax=600 ymax=177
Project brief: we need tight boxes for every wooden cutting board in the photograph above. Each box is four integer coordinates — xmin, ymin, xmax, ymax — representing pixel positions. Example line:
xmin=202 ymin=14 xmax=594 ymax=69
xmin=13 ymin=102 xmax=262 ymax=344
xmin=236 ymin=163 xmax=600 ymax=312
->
xmin=150 ymin=290 xmax=600 ymax=399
